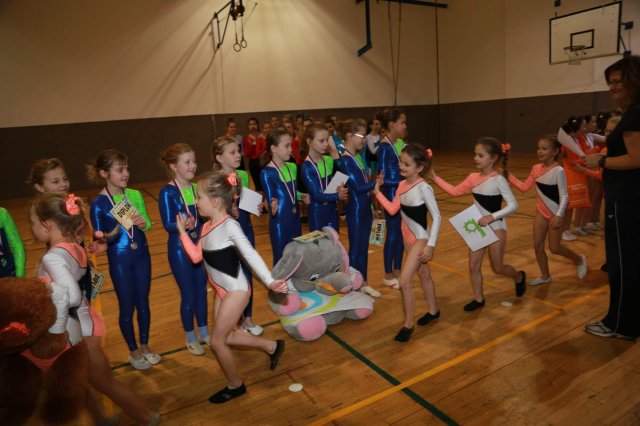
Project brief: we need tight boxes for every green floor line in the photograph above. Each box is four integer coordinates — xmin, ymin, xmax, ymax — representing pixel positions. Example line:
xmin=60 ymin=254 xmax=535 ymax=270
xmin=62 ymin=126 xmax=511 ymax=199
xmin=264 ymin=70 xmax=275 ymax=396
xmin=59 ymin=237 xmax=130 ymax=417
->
xmin=325 ymin=330 xmax=459 ymax=426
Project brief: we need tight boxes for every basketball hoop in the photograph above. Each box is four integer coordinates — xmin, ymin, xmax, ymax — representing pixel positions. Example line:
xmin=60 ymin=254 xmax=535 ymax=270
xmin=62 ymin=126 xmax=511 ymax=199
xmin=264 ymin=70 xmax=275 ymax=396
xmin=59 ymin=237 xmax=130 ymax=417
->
xmin=563 ymin=45 xmax=587 ymax=65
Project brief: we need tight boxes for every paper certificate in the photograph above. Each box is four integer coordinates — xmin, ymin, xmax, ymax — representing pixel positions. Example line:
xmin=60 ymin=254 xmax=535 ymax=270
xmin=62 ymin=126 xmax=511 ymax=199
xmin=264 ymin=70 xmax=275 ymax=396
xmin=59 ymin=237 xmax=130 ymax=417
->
xmin=557 ymin=127 xmax=586 ymax=157
xmin=324 ymin=171 xmax=349 ymax=194
xmin=369 ymin=219 xmax=385 ymax=246
xmin=449 ymin=204 xmax=499 ymax=252
xmin=294 ymin=230 xmax=326 ymax=243
xmin=90 ymin=268 xmax=106 ymax=301
xmin=239 ymin=187 xmax=264 ymax=216
xmin=109 ymin=196 xmax=135 ymax=231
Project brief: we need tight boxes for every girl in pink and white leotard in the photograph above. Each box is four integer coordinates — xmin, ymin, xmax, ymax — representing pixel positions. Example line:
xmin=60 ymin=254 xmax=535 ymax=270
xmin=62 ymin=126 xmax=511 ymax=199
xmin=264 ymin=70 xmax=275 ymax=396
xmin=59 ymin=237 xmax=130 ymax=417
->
xmin=430 ymin=138 xmax=525 ymax=311
xmin=374 ymin=144 xmax=442 ymax=342
xmin=509 ymin=135 xmax=586 ymax=286
xmin=178 ymin=171 xmax=288 ymax=404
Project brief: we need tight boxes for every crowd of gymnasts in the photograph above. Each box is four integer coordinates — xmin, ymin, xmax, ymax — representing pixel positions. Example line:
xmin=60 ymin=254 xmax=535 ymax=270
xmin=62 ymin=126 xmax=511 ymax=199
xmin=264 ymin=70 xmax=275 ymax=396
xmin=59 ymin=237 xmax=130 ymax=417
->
xmin=1 ymin=106 xmax=618 ymax=418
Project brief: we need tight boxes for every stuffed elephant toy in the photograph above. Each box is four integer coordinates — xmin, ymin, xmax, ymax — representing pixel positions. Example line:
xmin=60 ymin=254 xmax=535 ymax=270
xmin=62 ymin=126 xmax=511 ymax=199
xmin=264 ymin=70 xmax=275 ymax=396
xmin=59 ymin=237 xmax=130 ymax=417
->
xmin=268 ymin=227 xmax=374 ymax=341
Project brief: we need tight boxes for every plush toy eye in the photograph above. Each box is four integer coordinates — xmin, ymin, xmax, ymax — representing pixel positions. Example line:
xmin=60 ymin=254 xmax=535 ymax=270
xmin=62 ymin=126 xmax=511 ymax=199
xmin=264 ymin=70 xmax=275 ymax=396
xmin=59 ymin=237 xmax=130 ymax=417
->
xmin=309 ymin=273 xmax=320 ymax=281
xmin=334 ymin=265 xmax=340 ymax=272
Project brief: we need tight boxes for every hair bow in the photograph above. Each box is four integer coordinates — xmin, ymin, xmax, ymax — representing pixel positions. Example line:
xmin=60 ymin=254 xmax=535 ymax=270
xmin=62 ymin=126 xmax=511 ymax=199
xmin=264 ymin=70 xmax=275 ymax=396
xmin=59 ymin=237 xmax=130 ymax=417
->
xmin=65 ymin=193 xmax=81 ymax=216
xmin=501 ymin=143 xmax=511 ymax=154
xmin=227 ymin=172 xmax=238 ymax=187
xmin=426 ymin=148 xmax=433 ymax=159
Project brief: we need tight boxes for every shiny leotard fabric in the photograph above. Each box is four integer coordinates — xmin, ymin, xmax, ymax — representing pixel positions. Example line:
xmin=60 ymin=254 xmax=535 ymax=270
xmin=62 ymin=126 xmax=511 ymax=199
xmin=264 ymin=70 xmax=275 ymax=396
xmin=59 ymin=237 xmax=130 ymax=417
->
xmin=180 ymin=216 xmax=274 ymax=297
xmin=38 ymin=242 xmax=89 ymax=345
xmin=509 ymin=163 xmax=569 ymax=220
xmin=434 ymin=172 xmax=518 ymax=231
xmin=339 ymin=152 xmax=375 ymax=281
xmin=90 ymin=189 xmax=152 ymax=351
xmin=158 ymin=183 xmax=207 ymax=334
xmin=377 ymin=138 xmax=404 ymax=273
xmin=0 ymin=207 xmax=25 ymax=277
xmin=236 ymin=170 xmax=256 ymax=317
xmin=260 ymin=163 xmax=302 ymax=266
xmin=376 ymin=179 xmax=441 ymax=247
xmin=302 ymin=155 xmax=339 ymax=232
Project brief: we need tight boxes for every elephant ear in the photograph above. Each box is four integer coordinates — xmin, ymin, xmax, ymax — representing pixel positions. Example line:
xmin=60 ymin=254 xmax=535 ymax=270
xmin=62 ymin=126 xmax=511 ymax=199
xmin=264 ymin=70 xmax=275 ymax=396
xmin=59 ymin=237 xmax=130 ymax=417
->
xmin=272 ymin=251 xmax=304 ymax=281
xmin=322 ymin=226 xmax=350 ymax=269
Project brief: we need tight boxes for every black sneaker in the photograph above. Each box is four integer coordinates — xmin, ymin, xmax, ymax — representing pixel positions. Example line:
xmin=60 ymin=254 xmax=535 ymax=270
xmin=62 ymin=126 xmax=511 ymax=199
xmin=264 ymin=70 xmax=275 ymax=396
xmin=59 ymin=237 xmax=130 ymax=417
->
xmin=600 ymin=263 xmax=607 ymax=272
xmin=208 ymin=384 xmax=246 ymax=404
xmin=515 ymin=271 xmax=526 ymax=297
xmin=417 ymin=311 xmax=440 ymax=326
xmin=269 ymin=340 xmax=285 ymax=370
xmin=463 ymin=299 xmax=485 ymax=312
xmin=394 ymin=327 xmax=414 ymax=342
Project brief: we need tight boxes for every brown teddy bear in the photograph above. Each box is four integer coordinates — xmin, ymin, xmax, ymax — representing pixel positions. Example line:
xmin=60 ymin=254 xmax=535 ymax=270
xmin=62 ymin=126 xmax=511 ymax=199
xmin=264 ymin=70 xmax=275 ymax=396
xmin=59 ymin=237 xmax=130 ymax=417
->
xmin=0 ymin=277 xmax=89 ymax=425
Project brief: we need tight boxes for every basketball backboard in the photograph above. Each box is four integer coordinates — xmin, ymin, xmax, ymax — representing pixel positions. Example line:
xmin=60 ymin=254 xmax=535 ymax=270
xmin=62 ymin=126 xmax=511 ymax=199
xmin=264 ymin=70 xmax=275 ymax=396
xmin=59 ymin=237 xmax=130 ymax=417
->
xmin=549 ymin=2 xmax=621 ymax=64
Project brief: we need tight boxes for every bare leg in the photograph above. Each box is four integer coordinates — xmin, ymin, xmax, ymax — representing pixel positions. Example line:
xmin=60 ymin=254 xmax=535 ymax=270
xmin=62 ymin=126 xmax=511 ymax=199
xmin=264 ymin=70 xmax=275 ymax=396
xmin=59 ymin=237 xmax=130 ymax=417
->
xmin=211 ymin=292 xmax=276 ymax=388
xmin=85 ymin=336 xmax=151 ymax=424
xmin=418 ymin=261 xmax=438 ymax=315
xmin=468 ymin=247 xmax=487 ymax=302
xmin=487 ymin=229 xmax=521 ymax=281
xmin=562 ymin=209 xmax=573 ymax=232
xmin=533 ymin=213 xmax=551 ymax=278
xmin=548 ymin=223 xmax=581 ymax=264
xmin=398 ymin=240 xmax=428 ymax=328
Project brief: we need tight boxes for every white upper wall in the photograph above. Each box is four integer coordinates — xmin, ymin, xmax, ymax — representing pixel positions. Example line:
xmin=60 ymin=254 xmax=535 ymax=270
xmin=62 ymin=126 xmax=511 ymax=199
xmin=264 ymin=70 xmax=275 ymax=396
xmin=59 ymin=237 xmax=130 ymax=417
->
xmin=1 ymin=0 xmax=638 ymax=127
xmin=0 ymin=0 xmax=438 ymax=127
xmin=504 ymin=0 xmax=640 ymax=100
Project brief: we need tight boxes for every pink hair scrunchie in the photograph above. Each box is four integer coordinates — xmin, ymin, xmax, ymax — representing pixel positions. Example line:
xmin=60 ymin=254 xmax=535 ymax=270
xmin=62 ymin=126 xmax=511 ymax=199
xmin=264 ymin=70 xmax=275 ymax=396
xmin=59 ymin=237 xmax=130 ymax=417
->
xmin=426 ymin=148 xmax=433 ymax=159
xmin=227 ymin=172 xmax=238 ymax=187
xmin=501 ymin=143 xmax=512 ymax=154
xmin=65 ymin=194 xmax=81 ymax=216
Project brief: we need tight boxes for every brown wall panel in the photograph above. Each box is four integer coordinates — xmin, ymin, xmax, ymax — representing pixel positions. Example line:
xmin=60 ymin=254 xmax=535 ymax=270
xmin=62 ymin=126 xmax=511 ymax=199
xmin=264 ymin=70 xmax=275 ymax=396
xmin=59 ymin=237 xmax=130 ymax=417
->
xmin=0 ymin=94 xmax=614 ymax=201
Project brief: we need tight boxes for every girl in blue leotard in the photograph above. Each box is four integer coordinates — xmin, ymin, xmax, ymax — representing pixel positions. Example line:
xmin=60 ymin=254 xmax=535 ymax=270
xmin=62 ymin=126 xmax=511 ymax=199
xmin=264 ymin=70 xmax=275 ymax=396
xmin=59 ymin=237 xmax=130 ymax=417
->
xmin=158 ymin=143 xmax=209 ymax=356
xmin=300 ymin=123 xmax=348 ymax=232
xmin=338 ymin=119 xmax=382 ymax=298
xmin=260 ymin=130 xmax=310 ymax=265
xmin=377 ymin=108 xmax=407 ymax=289
xmin=87 ymin=149 xmax=160 ymax=370
xmin=211 ymin=136 xmax=266 ymax=336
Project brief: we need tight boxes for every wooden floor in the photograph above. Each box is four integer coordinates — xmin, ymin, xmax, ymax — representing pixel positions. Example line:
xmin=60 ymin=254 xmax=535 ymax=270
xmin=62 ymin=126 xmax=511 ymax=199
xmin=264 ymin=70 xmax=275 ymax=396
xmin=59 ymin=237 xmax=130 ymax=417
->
xmin=4 ymin=153 xmax=640 ymax=425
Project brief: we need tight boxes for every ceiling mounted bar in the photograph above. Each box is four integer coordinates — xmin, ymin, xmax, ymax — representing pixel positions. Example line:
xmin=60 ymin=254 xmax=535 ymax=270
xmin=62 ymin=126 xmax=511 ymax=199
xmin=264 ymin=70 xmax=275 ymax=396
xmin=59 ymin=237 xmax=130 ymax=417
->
xmin=356 ymin=0 xmax=447 ymax=57
xmin=357 ymin=0 xmax=372 ymax=56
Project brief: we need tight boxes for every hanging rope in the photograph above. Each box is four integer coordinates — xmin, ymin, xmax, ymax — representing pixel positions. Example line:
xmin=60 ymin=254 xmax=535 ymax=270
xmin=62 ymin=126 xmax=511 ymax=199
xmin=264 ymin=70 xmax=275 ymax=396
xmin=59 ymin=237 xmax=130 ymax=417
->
xmin=387 ymin=2 xmax=402 ymax=106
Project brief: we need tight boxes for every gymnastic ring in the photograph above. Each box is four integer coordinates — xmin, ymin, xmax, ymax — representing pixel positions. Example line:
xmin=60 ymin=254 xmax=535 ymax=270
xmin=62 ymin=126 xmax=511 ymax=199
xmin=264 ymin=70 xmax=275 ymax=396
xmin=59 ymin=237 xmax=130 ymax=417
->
xmin=233 ymin=42 xmax=241 ymax=52
xmin=240 ymin=39 xmax=248 ymax=48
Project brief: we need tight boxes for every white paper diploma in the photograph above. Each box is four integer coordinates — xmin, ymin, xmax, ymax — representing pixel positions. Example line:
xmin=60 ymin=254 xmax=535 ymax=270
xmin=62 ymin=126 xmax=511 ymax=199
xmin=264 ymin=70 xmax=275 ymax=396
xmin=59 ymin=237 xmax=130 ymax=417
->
xmin=557 ymin=127 xmax=586 ymax=157
xmin=239 ymin=187 xmax=264 ymax=216
xmin=109 ymin=196 xmax=135 ymax=231
xmin=449 ymin=204 xmax=499 ymax=252
xmin=324 ymin=171 xmax=349 ymax=194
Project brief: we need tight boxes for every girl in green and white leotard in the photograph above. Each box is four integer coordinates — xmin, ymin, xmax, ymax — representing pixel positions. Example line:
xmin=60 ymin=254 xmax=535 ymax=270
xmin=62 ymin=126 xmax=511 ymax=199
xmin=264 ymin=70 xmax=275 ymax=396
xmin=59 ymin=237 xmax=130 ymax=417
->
xmin=0 ymin=207 xmax=25 ymax=278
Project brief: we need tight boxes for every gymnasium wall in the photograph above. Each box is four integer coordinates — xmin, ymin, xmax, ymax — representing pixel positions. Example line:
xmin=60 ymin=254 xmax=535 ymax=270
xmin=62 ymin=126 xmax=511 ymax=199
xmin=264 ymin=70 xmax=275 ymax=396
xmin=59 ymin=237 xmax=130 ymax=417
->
xmin=1 ymin=0 xmax=638 ymax=199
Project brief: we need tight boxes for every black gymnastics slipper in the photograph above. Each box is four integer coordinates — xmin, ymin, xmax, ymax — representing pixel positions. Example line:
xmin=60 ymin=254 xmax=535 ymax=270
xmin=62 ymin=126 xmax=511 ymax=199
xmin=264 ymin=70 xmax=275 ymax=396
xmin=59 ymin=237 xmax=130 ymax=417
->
xmin=417 ymin=310 xmax=441 ymax=326
xmin=516 ymin=270 xmax=526 ymax=297
xmin=269 ymin=340 xmax=285 ymax=370
xmin=208 ymin=384 xmax=246 ymax=404
xmin=394 ymin=327 xmax=414 ymax=342
xmin=463 ymin=299 xmax=485 ymax=312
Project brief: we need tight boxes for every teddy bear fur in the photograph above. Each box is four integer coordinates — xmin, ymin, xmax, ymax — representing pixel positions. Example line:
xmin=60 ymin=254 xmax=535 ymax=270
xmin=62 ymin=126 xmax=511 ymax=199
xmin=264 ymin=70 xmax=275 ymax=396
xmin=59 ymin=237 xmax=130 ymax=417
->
xmin=0 ymin=277 xmax=89 ymax=425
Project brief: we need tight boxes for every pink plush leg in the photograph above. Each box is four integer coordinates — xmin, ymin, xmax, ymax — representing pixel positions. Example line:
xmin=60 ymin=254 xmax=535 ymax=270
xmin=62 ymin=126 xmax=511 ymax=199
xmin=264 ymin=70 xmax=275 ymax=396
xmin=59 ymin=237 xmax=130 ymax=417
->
xmin=353 ymin=308 xmax=372 ymax=319
xmin=351 ymin=272 xmax=363 ymax=291
xmin=296 ymin=316 xmax=327 ymax=341
xmin=274 ymin=294 xmax=301 ymax=316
